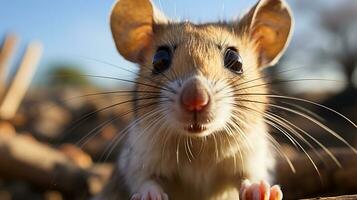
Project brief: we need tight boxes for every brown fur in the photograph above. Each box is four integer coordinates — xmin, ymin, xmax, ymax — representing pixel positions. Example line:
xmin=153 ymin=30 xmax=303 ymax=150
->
xmin=96 ymin=0 xmax=293 ymax=199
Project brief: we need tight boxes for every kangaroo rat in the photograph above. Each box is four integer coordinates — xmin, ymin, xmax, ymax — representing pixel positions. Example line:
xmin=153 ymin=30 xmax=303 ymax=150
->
xmin=96 ymin=0 xmax=293 ymax=199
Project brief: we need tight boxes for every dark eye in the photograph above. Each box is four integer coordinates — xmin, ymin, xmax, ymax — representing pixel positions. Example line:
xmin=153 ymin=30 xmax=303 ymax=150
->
xmin=152 ymin=46 xmax=171 ymax=75
xmin=224 ymin=47 xmax=243 ymax=74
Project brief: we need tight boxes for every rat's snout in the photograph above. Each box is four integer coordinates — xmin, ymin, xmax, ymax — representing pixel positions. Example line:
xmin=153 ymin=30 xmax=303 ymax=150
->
xmin=180 ymin=78 xmax=210 ymax=112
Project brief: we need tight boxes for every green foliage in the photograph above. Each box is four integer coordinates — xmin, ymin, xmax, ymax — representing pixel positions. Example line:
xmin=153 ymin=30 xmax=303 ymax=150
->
xmin=48 ymin=64 xmax=91 ymax=87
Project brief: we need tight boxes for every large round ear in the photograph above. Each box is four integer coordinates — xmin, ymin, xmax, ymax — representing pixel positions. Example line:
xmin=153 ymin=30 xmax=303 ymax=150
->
xmin=240 ymin=0 xmax=293 ymax=67
xmin=110 ymin=0 xmax=167 ymax=63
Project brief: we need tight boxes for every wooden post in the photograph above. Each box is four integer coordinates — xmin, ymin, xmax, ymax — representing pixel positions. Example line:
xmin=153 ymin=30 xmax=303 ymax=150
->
xmin=0 ymin=41 xmax=42 ymax=120
xmin=303 ymin=195 xmax=357 ymax=200
xmin=0 ymin=133 xmax=89 ymax=197
xmin=0 ymin=34 xmax=18 ymax=98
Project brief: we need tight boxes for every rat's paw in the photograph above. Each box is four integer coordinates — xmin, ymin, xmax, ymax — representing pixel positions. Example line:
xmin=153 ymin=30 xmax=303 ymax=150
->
xmin=239 ymin=180 xmax=282 ymax=200
xmin=130 ymin=183 xmax=168 ymax=200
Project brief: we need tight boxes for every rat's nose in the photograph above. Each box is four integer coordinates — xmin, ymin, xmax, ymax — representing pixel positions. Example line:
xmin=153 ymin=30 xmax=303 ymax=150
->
xmin=181 ymin=78 xmax=210 ymax=112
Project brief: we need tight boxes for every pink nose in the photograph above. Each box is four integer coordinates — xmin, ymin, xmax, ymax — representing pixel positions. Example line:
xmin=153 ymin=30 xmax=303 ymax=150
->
xmin=181 ymin=79 xmax=209 ymax=112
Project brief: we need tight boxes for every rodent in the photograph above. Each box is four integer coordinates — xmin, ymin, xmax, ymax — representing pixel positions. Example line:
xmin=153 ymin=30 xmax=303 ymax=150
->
xmin=95 ymin=0 xmax=293 ymax=199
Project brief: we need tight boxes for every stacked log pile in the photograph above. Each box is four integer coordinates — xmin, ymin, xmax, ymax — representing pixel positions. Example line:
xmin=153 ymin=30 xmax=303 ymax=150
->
xmin=0 ymin=34 xmax=116 ymax=200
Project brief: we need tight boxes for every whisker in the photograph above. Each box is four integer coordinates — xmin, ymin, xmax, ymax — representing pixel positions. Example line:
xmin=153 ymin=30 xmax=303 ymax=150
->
xmin=187 ymin=137 xmax=195 ymax=161
xmin=76 ymin=101 xmax=161 ymax=148
xmin=233 ymin=98 xmax=357 ymax=154
xmin=234 ymin=93 xmax=357 ymax=128
xmin=223 ymin=125 xmax=242 ymax=174
xmin=79 ymin=74 xmax=176 ymax=93
xmin=266 ymin=134 xmax=296 ymax=173
xmin=101 ymin=106 xmax=168 ymax=161
xmin=231 ymin=78 xmax=342 ymax=94
xmin=212 ymin=133 xmax=219 ymax=162
xmin=128 ymin=107 xmax=169 ymax=150
xmin=54 ymin=73 xmax=176 ymax=94
xmin=64 ymin=90 xmax=162 ymax=101
xmin=78 ymin=56 xmax=175 ymax=84
xmin=161 ymin=125 xmax=172 ymax=162
xmin=176 ymin=135 xmax=182 ymax=168
xmin=67 ymin=96 xmax=169 ymax=136
xmin=280 ymin=101 xmax=326 ymax=122
xmin=230 ymin=100 xmax=342 ymax=167
xmin=262 ymin=112 xmax=328 ymax=166
xmin=231 ymin=109 xmax=300 ymax=155
xmin=227 ymin=66 xmax=308 ymax=88
xmin=232 ymin=108 xmax=321 ymax=178
xmin=265 ymin=110 xmax=342 ymax=168
xmin=184 ymin=137 xmax=192 ymax=162
xmin=196 ymin=136 xmax=205 ymax=157
xmin=227 ymin=114 xmax=254 ymax=153
xmin=139 ymin=115 xmax=169 ymax=159
xmin=42 ymin=90 xmax=164 ymax=114
xmin=264 ymin=118 xmax=321 ymax=178
xmin=259 ymin=110 xmax=325 ymax=159
xmin=228 ymin=111 xmax=295 ymax=173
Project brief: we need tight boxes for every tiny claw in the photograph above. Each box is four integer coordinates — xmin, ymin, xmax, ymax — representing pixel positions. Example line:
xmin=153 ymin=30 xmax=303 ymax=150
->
xmin=270 ymin=185 xmax=283 ymax=200
xmin=239 ymin=180 xmax=282 ymax=200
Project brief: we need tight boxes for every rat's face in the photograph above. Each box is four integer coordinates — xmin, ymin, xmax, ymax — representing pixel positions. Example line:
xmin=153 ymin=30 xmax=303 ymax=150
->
xmin=140 ymin=24 xmax=268 ymax=137
xmin=110 ymin=0 xmax=293 ymax=137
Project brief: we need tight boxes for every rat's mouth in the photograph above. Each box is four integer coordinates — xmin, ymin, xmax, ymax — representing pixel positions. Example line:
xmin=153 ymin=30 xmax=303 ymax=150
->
xmin=184 ymin=123 xmax=207 ymax=133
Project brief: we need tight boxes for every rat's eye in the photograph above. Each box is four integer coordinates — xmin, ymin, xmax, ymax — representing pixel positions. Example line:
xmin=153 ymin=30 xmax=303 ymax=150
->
xmin=152 ymin=46 xmax=171 ymax=75
xmin=224 ymin=47 xmax=243 ymax=74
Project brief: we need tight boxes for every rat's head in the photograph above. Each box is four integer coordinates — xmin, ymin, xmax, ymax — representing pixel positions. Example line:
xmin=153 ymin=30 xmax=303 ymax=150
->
xmin=110 ymin=0 xmax=293 ymax=137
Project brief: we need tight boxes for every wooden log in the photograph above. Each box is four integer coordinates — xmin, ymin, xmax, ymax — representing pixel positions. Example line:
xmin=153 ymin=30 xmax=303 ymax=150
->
xmin=303 ymin=195 xmax=357 ymax=199
xmin=59 ymin=143 xmax=93 ymax=169
xmin=0 ymin=34 xmax=18 ymax=97
xmin=0 ymin=41 xmax=42 ymax=120
xmin=276 ymin=148 xmax=357 ymax=199
xmin=0 ymin=121 xmax=16 ymax=137
xmin=0 ymin=133 xmax=89 ymax=197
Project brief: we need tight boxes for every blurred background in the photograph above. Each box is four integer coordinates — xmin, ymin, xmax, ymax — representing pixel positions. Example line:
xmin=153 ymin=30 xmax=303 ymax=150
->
xmin=0 ymin=0 xmax=356 ymax=199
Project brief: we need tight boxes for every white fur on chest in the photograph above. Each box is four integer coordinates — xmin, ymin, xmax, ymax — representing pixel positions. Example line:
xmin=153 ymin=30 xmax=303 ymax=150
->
xmin=118 ymin=121 xmax=275 ymax=199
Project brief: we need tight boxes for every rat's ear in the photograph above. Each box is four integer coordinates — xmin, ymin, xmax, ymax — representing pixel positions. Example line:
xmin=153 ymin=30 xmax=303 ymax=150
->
xmin=110 ymin=0 xmax=168 ymax=63
xmin=239 ymin=0 xmax=293 ymax=67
